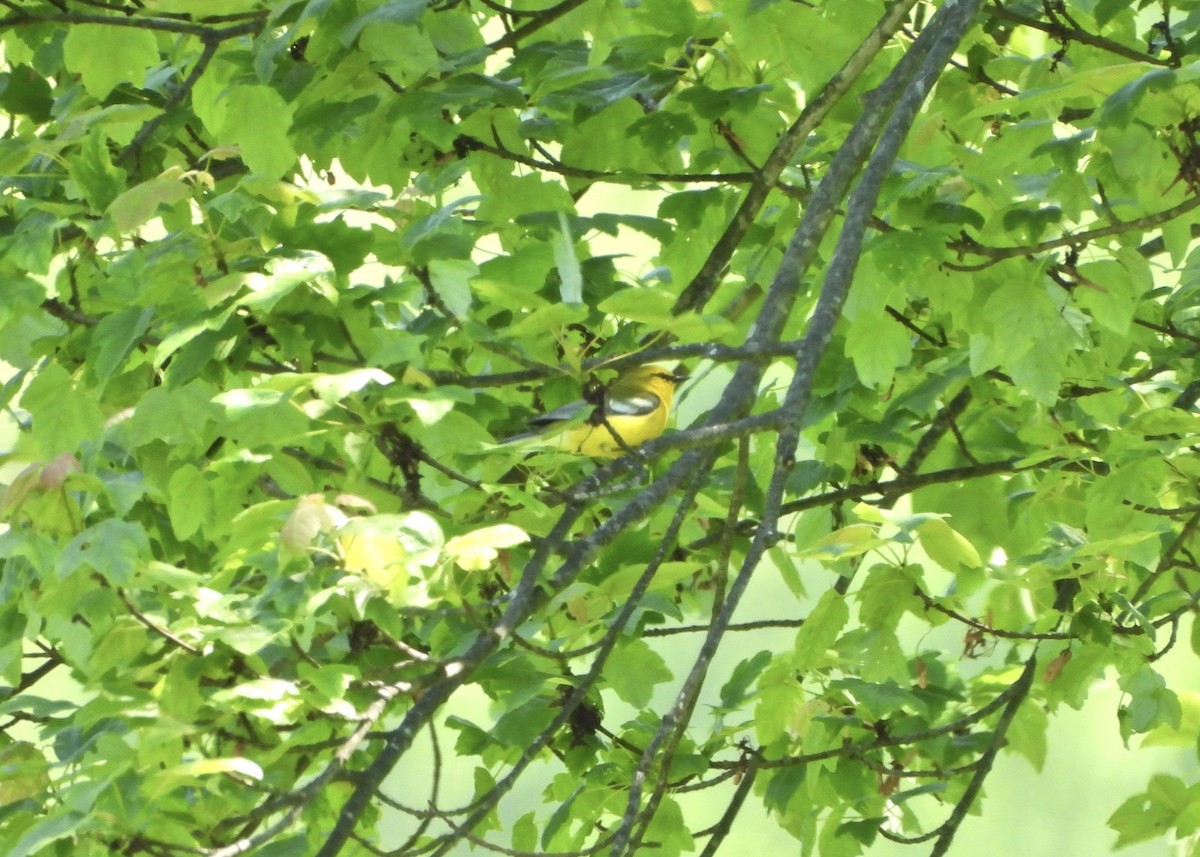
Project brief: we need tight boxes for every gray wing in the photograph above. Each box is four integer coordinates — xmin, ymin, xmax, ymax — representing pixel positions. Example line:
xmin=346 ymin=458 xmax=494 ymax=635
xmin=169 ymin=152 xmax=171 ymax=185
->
xmin=605 ymin=390 xmax=662 ymax=417
xmin=527 ymin=399 xmax=589 ymax=427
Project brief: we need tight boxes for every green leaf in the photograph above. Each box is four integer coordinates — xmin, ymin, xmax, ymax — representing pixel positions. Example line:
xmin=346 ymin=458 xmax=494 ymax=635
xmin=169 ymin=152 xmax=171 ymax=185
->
xmin=20 ymin=364 xmax=106 ymax=456
xmin=793 ymin=590 xmax=848 ymax=672
xmin=828 ymin=677 xmax=927 ymax=720
xmin=2 ymin=64 xmax=53 ymax=121
xmin=235 ymin=253 xmax=335 ymax=312
xmin=1142 ymin=691 xmax=1200 ymax=749
xmin=427 ymin=258 xmax=478 ymax=317
xmin=1101 ymin=68 xmax=1177 ymax=127
xmin=167 ymin=464 xmax=214 ymax=540
xmin=845 ymin=627 xmax=908 ymax=685
xmin=763 ymin=765 xmax=809 ymax=818
xmin=512 ymin=812 xmax=538 ymax=852
xmin=792 ymin=506 xmax=835 ymax=553
xmin=339 ymin=511 xmax=443 ymax=598
xmin=0 ymin=742 xmax=50 ymax=806
xmin=444 ymin=524 xmax=529 ymax=571
xmin=8 ymin=810 xmax=88 ymax=857
xmin=1109 ymin=774 xmax=1187 ymax=847
xmin=1006 ymin=699 xmax=1048 ymax=771
xmin=310 ymin=368 xmax=394 ymax=403
xmin=916 ymin=518 xmax=982 ymax=572
xmin=220 ymin=85 xmax=298 ymax=177
xmin=1119 ymin=665 xmax=1182 ymax=738
xmin=108 ymin=168 xmax=193 ymax=232
xmin=88 ymin=305 xmax=155 ymax=384
xmin=818 ymin=807 xmax=863 ymax=857
xmin=68 ymin=131 xmax=127 ymax=210
xmin=62 ymin=25 xmax=158 ymax=99
xmin=606 ymin=637 xmax=672 ymax=708
xmin=492 ymin=696 xmax=555 ymax=752
xmin=250 ymin=837 xmax=312 ymax=857
xmin=57 ymin=519 xmax=149 ymax=586
xmin=542 ymin=783 xmax=583 ymax=850
xmin=1043 ymin=642 xmax=1111 ymax=709
xmin=553 ymin=210 xmax=583 ymax=305
xmin=171 ymin=756 xmax=268 ymax=783
xmin=676 ymin=83 xmax=771 ymax=120
xmin=1072 ymin=259 xmax=1136 ymax=334
xmin=718 ymin=649 xmax=772 ymax=709
xmin=506 ymin=302 xmax=589 ymax=338
xmin=342 ymin=0 xmax=426 ymax=44
xmin=87 ymin=620 xmax=153 ymax=680
xmin=212 ymin=388 xmax=311 ymax=448
xmin=802 ymin=524 xmax=885 ymax=561
xmin=643 ymin=797 xmax=694 ymax=857
xmin=597 ymin=285 xmax=676 ymax=320
xmin=857 ymin=564 xmax=918 ymax=630
xmin=297 ymin=661 xmax=356 ymax=706
xmin=755 ymin=658 xmax=806 ymax=746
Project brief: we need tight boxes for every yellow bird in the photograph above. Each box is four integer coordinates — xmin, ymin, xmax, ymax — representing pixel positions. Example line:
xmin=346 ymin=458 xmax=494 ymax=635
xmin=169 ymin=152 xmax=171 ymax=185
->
xmin=504 ymin=365 xmax=684 ymax=458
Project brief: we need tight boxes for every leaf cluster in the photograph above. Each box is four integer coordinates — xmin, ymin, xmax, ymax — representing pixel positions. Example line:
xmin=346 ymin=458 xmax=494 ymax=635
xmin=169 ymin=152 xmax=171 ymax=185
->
xmin=3 ymin=1 xmax=1200 ymax=856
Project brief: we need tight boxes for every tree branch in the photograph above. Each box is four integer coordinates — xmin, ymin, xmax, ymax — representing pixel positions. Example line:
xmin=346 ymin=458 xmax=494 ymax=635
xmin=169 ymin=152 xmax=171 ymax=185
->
xmin=928 ymin=654 xmax=1038 ymax=856
xmin=118 ymin=37 xmax=223 ymax=166
xmin=486 ymin=0 xmax=591 ymax=52
xmin=673 ymin=0 xmax=923 ymax=314
xmin=0 ymin=8 xmax=262 ymax=38
xmin=987 ymin=3 xmax=1177 ymax=67
xmin=461 ymin=135 xmax=756 ymax=184
xmin=945 ymin=194 xmax=1200 ymax=270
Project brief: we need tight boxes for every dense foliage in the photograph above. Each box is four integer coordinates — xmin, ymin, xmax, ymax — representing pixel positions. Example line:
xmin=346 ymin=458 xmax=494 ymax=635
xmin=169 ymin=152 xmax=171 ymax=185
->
xmin=3 ymin=0 xmax=1200 ymax=855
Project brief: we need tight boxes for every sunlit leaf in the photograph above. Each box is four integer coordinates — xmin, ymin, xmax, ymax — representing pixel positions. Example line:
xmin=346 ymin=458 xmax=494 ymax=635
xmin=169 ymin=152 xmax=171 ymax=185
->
xmin=444 ymin=524 xmax=529 ymax=571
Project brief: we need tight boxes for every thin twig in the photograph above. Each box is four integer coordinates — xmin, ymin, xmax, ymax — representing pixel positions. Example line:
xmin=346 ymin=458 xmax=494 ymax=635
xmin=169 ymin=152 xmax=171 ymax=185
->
xmin=118 ymin=36 xmax=222 ymax=165
xmin=987 ymin=3 xmax=1177 ymax=67
xmin=945 ymin=195 xmax=1200 ymax=270
xmin=928 ymin=654 xmax=1038 ymax=856
xmin=118 ymin=588 xmax=202 ymax=654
